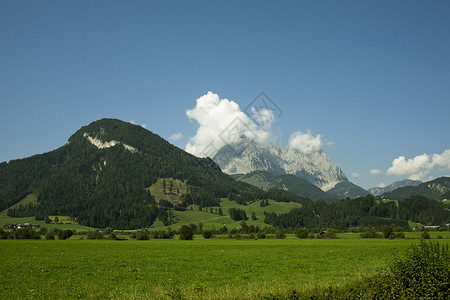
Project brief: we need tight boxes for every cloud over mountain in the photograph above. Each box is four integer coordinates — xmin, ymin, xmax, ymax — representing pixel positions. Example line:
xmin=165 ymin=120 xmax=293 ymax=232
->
xmin=185 ymin=92 xmax=274 ymax=157
xmin=169 ymin=132 xmax=183 ymax=141
xmin=185 ymin=92 xmax=331 ymax=158
xmin=370 ymin=169 xmax=384 ymax=175
xmin=387 ymin=149 xmax=450 ymax=180
xmin=288 ymin=130 xmax=329 ymax=153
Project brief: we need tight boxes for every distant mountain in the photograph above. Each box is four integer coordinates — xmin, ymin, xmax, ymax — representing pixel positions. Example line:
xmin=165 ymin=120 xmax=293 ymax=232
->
xmin=235 ymin=170 xmax=337 ymax=202
xmin=383 ymin=177 xmax=450 ymax=200
xmin=326 ymin=181 xmax=368 ymax=199
xmin=0 ymin=119 xmax=261 ymax=229
xmin=213 ymin=140 xmax=347 ymax=191
xmin=368 ymin=179 xmax=422 ymax=196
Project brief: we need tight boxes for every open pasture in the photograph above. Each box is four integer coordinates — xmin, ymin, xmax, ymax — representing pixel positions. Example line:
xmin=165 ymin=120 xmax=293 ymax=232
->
xmin=0 ymin=238 xmax=417 ymax=299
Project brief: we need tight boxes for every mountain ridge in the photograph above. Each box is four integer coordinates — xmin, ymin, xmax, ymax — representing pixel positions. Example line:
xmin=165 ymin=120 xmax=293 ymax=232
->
xmin=235 ymin=170 xmax=337 ymax=202
xmin=368 ymin=179 xmax=422 ymax=196
xmin=382 ymin=176 xmax=450 ymax=200
xmin=213 ymin=140 xmax=348 ymax=191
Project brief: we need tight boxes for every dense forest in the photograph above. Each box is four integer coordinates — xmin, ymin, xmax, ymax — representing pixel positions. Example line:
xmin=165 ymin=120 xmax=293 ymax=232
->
xmin=264 ymin=194 xmax=450 ymax=229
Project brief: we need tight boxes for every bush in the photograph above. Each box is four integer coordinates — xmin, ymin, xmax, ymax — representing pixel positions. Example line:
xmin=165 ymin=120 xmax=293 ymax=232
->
xmin=45 ymin=232 xmax=55 ymax=240
xmin=13 ymin=228 xmax=41 ymax=239
xmin=275 ymin=231 xmax=286 ymax=239
xmin=0 ymin=228 xmax=11 ymax=239
xmin=86 ymin=231 xmax=105 ymax=239
xmin=202 ymin=230 xmax=213 ymax=239
xmin=382 ymin=225 xmax=394 ymax=238
xmin=316 ymin=239 xmax=450 ymax=299
xmin=256 ymin=232 xmax=266 ymax=239
xmin=296 ymin=228 xmax=308 ymax=239
xmin=395 ymin=232 xmax=405 ymax=239
xmin=376 ymin=239 xmax=450 ymax=299
xmin=135 ymin=230 xmax=149 ymax=240
xmin=360 ymin=229 xmax=382 ymax=239
xmin=179 ymin=225 xmax=194 ymax=240
xmin=421 ymin=230 xmax=430 ymax=239
xmin=57 ymin=229 xmax=73 ymax=240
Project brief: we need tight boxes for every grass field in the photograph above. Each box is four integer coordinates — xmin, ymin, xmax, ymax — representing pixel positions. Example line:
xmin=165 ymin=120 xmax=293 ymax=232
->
xmin=0 ymin=238 xmax=427 ymax=299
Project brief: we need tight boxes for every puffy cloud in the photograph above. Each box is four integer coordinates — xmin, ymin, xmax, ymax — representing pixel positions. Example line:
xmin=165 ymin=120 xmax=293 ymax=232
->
xmin=185 ymin=92 xmax=273 ymax=157
xmin=386 ymin=149 xmax=450 ymax=180
xmin=288 ymin=130 xmax=329 ymax=153
xmin=350 ymin=172 xmax=362 ymax=178
xmin=169 ymin=133 xmax=183 ymax=141
xmin=378 ymin=182 xmax=386 ymax=188
xmin=370 ymin=169 xmax=384 ymax=175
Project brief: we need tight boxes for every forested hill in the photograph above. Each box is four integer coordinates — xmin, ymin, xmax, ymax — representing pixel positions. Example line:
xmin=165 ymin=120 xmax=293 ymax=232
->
xmin=235 ymin=170 xmax=337 ymax=202
xmin=382 ymin=177 xmax=450 ymax=200
xmin=0 ymin=119 xmax=264 ymax=229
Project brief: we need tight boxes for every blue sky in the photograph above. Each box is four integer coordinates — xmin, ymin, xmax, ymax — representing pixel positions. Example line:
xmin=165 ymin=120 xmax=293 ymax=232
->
xmin=1 ymin=0 xmax=449 ymax=189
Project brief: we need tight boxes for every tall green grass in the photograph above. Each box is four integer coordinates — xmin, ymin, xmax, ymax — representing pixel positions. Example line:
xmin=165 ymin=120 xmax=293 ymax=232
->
xmin=0 ymin=239 xmax=414 ymax=299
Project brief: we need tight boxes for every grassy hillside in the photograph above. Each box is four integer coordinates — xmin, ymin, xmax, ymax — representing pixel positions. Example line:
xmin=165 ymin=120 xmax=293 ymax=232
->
xmin=151 ymin=198 xmax=302 ymax=230
xmin=0 ymin=193 xmax=38 ymax=217
xmin=148 ymin=178 xmax=187 ymax=204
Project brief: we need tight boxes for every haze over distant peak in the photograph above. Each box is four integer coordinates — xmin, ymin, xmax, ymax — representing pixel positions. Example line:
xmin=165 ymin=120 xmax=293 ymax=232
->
xmin=368 ymin=179 xmax=422 ymax=196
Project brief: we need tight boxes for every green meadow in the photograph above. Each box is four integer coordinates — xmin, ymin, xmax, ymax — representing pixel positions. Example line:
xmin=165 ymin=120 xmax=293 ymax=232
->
xmin=0 ymin=238 xmax=421 ymax=299
xmin=152 ymin=198 xmax=302 ymax=231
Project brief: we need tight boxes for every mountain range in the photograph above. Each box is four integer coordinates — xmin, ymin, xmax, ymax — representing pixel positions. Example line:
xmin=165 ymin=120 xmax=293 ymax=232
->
xmin=1 ymin=118 xmax=448 ymax=230
xmin=213 ymin=140 xmax=368 ymax=199
xmin=382 ymin=177 xmax=450 ymax=200
xmin=368 ymin=179 xmax=422 ymax=196
xmin=233 ymin=171 xmax=336 ymax=202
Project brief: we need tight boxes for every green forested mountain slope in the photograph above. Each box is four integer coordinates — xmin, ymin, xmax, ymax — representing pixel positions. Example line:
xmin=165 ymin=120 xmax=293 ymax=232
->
xmin=326 ymin=181 xmax=368 ymax=199
xmin=235 ymin=171 xmax=337 ymax=202
xmin=0 ymin=119 xmax=264 ymax=229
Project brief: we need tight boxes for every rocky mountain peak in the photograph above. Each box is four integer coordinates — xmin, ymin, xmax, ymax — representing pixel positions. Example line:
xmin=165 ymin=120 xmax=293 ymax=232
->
xmin=213 ymin=140 xmax=348 ymax=191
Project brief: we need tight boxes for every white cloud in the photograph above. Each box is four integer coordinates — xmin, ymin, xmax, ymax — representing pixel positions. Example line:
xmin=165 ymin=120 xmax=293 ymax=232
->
xmin=130 ymin=120 xmax=146 ymax=128
xmin=350 ymin=172 xmax=362 ymax=178
xmin=288 ymin=130 xmax=329 ymax=153
xmin=169 ymin=132 xmax=183 ymax=141
xmin=378 ymin=182 xmax=386 ymax=188
xmin=386 ymin=149 xmax=450 ymax=180
xmin=370 ymin=169 xmax=384 ymax=175
xmin=185 ymin=91 xmax=273 ymax=157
